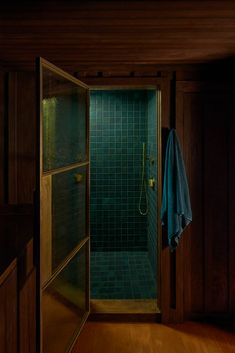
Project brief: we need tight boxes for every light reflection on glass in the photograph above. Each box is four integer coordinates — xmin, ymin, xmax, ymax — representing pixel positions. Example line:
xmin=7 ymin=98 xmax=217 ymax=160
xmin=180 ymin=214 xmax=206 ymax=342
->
xmin=42 ymin=245 xmax=87 ymax=353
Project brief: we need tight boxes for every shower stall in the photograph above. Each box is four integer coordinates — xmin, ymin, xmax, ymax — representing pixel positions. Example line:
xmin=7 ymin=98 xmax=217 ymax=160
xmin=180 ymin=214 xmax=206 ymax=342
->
xmin=89 ymin=89 xmax=159 ymax=311
xmin=38 ymin=58 xmax=161 ymax=353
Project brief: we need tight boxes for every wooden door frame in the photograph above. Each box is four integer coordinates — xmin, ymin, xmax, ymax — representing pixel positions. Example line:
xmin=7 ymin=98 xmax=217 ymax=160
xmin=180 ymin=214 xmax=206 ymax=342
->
xmin=80 ymin=73 xmax=174 ymax=323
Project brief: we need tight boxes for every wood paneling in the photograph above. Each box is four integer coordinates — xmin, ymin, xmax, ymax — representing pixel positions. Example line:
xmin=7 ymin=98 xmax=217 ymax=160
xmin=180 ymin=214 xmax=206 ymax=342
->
xmin=8 ymin=72 xmax=36 ymax=204
xmin=176 ymin=82 xmax=235 ymax=319
xmin=0 ymin=72 xmax=5 ymax=204
xmin=0 ymin=260 xmax=17 ymax=353
xmin=0 ymin=204 xmax=36 ymax=353
xmin=19 ymin=269 xmax=36 ymax=353
xmin=0 ymin=240 xmax=36 ymax=353
xmin=0 ymin=204 xmax=34 ymax=274
xmin=183 ymin=93 xmax=204 ymax=315
xmin=17 ymin=226 xmax=36 ymax=353
xmin=229 ymin=99 xmax=235 ymax=313
xmin=1 ymin=2 xmax=235 ymax=71
xmin=204 ymin=94 xmax=229 ymax=313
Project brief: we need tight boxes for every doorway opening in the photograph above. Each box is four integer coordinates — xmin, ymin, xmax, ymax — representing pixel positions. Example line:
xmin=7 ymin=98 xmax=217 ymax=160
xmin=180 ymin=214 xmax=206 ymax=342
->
xmin=89 ymin=88 xmax=161 ymax=314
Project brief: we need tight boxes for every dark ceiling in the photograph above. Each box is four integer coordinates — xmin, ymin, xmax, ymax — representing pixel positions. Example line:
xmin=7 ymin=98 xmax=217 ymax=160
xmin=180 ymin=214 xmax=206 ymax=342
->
xmin=1 ymin=1 xmax=235 ymax=71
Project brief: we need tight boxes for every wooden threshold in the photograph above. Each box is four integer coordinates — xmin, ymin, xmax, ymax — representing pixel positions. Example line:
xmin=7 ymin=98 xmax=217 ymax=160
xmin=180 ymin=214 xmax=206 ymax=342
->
xmin=89 ymin=299 xmax=161 ymax=322
xmin=90 ymin=299 xmax=160 ymax=314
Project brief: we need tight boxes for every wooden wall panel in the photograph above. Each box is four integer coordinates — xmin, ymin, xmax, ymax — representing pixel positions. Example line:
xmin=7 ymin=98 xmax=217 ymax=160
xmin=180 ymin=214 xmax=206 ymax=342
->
xmin=5 ymin=265 xmax=18 ymax=353
xmin=176 ymin=82 xmax=234 ymax=319
xmin=182 ymin=93 xmax=204 ymax=315
xmin=0 ymin=206 xmax=36 ymax=352
xmin=229 ymin=93 xmax=235 ymax=313
xmin=0 ymin=282 xmax=6 ymax=353
xmin=8 ymin=73 xmax=18 ymax=203
xmin=0 ymin=72 xmax=5 ymax=204
xmin=204 ymin=95 xmax=229 ymax=313
xmin=17 ymin=236 xmax=36 ymax=353
xmin=8 ymin=72 xmax=36 ymax=204
xmin=19 ymin=269 xmax=36 ymax=353
xmin=0 ymin=260 xmax=17 ymax=353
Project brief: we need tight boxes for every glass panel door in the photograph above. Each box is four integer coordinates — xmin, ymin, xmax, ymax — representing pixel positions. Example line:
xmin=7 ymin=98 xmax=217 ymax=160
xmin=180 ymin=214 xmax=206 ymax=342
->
xmin=38 ymin=58 xmax=90 ymax=353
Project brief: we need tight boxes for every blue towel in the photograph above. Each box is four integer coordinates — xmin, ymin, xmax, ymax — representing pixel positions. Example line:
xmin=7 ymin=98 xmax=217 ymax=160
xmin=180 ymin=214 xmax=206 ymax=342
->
xmin=161 ymin=129 xmax=192 ymax=250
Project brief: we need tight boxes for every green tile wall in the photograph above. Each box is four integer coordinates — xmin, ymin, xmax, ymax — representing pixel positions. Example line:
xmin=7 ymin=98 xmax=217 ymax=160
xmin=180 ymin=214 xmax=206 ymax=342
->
xmin=90 ymin=90 xmax=148 ymax=251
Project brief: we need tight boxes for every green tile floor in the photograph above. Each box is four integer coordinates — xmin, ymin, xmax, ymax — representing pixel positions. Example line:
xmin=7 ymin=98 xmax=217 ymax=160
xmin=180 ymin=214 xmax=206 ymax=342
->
xmin=91 ymin=251 xmax=157 ymax=299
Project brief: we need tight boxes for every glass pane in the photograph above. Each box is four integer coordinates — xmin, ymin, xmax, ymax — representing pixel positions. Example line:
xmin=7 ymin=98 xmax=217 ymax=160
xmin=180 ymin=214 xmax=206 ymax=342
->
xmin=52 ymin=166 xmax=87 ymax=270
xmin=42 ymin=245 xmax=88 ymax=353
xmin=42 ymin=67 xmax=87 ymax=171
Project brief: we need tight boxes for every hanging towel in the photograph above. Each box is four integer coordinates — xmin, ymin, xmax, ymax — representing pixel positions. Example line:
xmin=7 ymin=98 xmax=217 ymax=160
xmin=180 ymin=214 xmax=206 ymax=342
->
xmin=161 ymin=129 xmax=192 ymax=250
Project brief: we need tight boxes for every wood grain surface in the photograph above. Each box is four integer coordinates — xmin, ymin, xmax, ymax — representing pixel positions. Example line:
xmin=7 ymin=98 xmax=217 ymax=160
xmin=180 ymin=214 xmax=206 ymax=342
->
xmin=1 ymin=2 xmax=235 ymax=70
xmin=72 ymin=320 xmax=235 ymax=353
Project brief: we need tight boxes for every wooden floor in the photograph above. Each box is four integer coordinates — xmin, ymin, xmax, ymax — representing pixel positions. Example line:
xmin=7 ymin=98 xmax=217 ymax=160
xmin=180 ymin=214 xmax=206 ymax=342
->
xmin=72 ymin=320 xmax=235 ymax=353
xmin=42 ymin=292 xmax=84 ymax=353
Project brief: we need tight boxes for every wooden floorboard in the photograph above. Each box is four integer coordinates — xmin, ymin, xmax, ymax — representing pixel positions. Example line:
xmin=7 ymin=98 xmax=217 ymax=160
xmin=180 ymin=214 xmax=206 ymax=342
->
xmin=72 ymin=321 xmax=235 ymax=353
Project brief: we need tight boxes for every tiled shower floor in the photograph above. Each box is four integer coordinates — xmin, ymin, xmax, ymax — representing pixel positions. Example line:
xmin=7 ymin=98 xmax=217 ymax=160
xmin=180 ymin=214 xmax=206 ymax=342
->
xmin=91 ymin=251 xmax=157 ymax=299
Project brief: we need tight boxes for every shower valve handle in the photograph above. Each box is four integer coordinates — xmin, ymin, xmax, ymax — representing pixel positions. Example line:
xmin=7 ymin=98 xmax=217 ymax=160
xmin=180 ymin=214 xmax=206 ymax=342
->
xmin=148 ymin=178 xmax=155 ymax=189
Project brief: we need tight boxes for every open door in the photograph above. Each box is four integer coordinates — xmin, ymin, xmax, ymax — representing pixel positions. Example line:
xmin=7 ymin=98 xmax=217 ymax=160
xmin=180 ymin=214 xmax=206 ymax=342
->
xmin=37 ymin=58 xmax=90 ymax=353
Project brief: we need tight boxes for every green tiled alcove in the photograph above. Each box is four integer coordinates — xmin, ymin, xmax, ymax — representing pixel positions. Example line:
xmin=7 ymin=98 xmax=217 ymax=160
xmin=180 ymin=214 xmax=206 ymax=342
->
xmin=90 ymin=89 xmax=158 ymax=300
